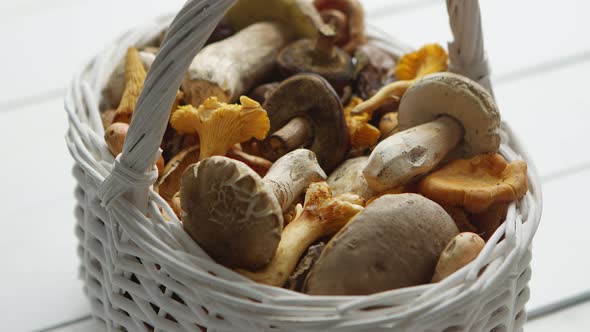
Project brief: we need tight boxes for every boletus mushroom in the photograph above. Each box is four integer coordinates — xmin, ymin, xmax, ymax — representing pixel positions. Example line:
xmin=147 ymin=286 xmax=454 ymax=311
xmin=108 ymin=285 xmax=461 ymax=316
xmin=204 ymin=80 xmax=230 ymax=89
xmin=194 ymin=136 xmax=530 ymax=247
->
xmin=303 ymin=194 xmax=458 ymax=295
xmin=237 ymin=181 xmax=363 ymax=287
xmin=432 ymin=232 xmax=485 ymax=282
xmin=277 ymin=30 xmax=355 ymax=93
xmin=182 ymin=22 xmax=293 ymax=107
xmin=180 ymin=149 xmax=326 ymax=270
xmin=259 ymin=73 xmax=349 ymax=172
xmin=363 ymin=72 xmax=501 ymax=192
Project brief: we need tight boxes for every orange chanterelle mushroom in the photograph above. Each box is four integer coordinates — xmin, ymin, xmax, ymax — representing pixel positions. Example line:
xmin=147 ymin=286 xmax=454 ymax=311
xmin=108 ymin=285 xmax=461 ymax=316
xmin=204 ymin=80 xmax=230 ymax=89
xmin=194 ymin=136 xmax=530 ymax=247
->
xmin=418 ymin=153 xmax=528 ymax=213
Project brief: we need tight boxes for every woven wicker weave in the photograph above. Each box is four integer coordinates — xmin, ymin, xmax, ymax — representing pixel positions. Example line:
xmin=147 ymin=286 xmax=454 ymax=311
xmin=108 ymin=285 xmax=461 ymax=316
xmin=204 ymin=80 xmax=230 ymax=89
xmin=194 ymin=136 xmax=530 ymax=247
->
xmin=66 ymin=0 xmax=543 ymax=331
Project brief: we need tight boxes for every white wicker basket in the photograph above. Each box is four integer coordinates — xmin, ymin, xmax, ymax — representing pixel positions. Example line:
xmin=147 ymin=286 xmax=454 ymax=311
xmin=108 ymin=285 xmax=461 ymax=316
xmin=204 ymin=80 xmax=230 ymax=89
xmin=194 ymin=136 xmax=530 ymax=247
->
xmin=66 ymin=0 xmax=543 ymax=331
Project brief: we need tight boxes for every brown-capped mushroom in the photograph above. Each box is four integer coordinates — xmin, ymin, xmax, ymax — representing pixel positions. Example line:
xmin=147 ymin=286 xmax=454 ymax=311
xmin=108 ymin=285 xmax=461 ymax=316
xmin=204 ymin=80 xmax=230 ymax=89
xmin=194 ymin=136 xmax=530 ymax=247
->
xmin=259 ymin=73 xmax=349 ymax=172
xmin=363 ymin=72 xmax=501 ymax=192
xmin=247 ymin=82 xmax=280 ymax=105
xmin=237 ymin=181 xmax=363 ymax=287
xmin=182 ymin=22 xmax=293 ymax=107
xmin=418 ymin=153 xmax=528 ymax=213
xmin=353 ymin=43 xmax=398 ymax=101
xmin=432 ymin=232 xmax=485 ymax=282
xmin=303 ymin=194 xmax=458 ymax=295
xmin=170 ymin=96 xmax=270 ymax=160
xmin=327 ymin=156 xmax=374 ymax=200
xmin=277 ymin=31 xmax=354 ymax=92
xmin=314 ymin=0 xmax=366 ymax=53
xmin=180 ymin=149 xmax=326 ymax=269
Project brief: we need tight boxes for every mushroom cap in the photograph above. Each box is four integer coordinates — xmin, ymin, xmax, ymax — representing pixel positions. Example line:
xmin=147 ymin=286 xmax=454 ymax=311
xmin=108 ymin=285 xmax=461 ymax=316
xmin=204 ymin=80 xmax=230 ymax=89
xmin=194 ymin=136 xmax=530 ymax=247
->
xmin=418 ymin=153 xmax=528 ymax=213
xmin=261 ymin=73 xmax=349 ymax=172
xmin=398 ymin=72 xmax=500 ymax=157
xmin=303 ymin=193 xmax=458 ymax=295
xmin=180 ymin=156 xmax=283 ymax=270
xmin=277 ymin=39 xmax=354 ymax=91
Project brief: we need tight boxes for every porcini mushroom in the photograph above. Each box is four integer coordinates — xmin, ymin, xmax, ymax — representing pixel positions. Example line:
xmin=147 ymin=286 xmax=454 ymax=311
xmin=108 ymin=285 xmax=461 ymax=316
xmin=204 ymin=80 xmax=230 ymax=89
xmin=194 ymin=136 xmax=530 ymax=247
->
xmin=182 ymin=22 xmax=293 ymax=107
xmin=418 ymin=153 xmax=528 ymax=213
xmin=180 ymin=149 xmax=326 ymax=269
xmin=303 ymin=194 xmax=458 ymax=295
xmin=277 ymin=30 xmax=354 ymax=92
xmin=432 ymin=232 xmax=485 ymax=282
xmin=351 ymin=44 xmax=448 ymax=117
xmin=237 ymin=181 xmax=363 ymax=287
xmin=363 ymin=72 xmax=501 ymax=192
xmin=327 ymin=156 xmax=374 ymax=200
xmin=259 ymin=73 xmax=349 ymax=172
xmin=170 ymin=96 xmax=270 ymax=161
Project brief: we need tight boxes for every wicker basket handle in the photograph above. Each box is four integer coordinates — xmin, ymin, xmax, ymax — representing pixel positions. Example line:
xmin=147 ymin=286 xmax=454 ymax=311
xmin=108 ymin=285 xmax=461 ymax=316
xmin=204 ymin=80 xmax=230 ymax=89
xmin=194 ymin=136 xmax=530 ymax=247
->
xmin=98 ymin=0 xmax=490 ymax=212
xmin=97 ymin=0 xmax=236 ymax=212
xmin=447 ymin=0 xmax=492 ymax=93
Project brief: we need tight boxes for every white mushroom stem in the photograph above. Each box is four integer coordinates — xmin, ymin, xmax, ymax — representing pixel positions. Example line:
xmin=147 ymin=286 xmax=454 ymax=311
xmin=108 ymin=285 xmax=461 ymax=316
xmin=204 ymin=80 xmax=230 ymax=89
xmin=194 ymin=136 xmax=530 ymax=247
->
xmin=183 ymin=22 xmax=292 ymax=107
xmin=364 ymin=116 xmax=463 ymax=192
xmin=263 ymin=149 xmax=326 ymax=211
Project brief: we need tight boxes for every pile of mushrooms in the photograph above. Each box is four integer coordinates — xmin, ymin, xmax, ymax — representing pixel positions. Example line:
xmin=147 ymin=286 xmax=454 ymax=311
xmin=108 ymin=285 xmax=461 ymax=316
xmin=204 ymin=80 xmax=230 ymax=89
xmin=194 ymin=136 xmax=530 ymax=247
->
xmin=99 ymin=0 xmax=530 ymax=296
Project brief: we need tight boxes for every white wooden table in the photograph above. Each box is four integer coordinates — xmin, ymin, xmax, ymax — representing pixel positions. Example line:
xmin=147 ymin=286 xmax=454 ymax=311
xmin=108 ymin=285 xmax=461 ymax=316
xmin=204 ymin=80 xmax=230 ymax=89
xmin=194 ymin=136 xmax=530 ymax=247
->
xmin=0 ymin=0 xmax=589 ymax=331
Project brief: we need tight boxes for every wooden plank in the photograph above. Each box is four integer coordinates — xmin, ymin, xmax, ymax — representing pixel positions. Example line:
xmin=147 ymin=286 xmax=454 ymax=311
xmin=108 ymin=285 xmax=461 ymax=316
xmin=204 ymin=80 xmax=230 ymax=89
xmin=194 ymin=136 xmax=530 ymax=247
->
xmin=0 ymin=99 xmax=88 ymax=332
xmin=527 ymin=300 xmax=590 ymax=332
xmin=492 ymin=59 xmax=590 ymax=178
xmin=0 ymin=0 xmax=186 ymax=107
xmin=527 ymin=169 xmax=590 ymax=312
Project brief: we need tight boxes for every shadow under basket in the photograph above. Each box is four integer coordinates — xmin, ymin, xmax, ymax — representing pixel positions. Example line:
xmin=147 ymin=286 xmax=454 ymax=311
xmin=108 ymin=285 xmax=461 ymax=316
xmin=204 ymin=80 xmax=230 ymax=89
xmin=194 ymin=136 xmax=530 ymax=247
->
xmin=66 ymin=0 xmax=542 ymax=331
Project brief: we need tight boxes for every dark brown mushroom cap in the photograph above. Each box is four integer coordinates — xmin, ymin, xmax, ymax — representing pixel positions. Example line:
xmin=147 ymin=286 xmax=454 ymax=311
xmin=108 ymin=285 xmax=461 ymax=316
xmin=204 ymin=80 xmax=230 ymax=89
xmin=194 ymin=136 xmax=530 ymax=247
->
xmin=180 ymin=156 xmax=283 ymax=270
xmin=303 ymin=193 xmax=458 ymax=295
xmin=277 ymin=39 xmax=354 ymax=92
xmin=260 ymin=73 xmax=349 ymax=172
